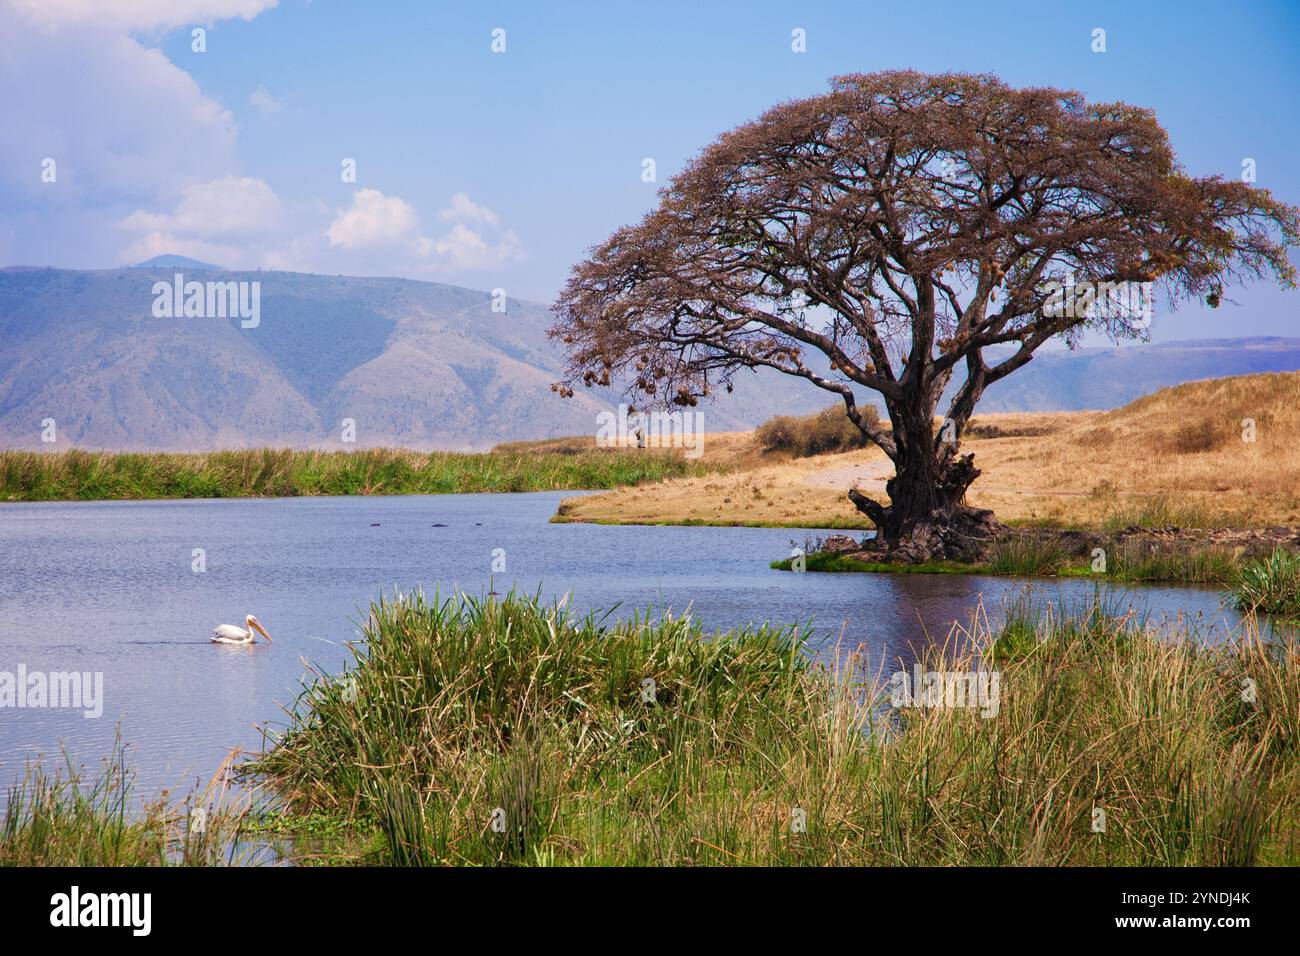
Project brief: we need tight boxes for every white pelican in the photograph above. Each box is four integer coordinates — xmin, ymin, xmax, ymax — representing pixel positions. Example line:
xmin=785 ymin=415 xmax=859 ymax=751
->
xmin=210 ymin=615 xmax=273 ymax=646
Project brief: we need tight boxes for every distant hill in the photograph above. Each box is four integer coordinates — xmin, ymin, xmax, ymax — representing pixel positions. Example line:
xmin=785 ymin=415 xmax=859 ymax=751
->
xmin=132 ymin=254 xmax=225 ymax=271
xmin=970 ymin=337 xmax=1300 ymax=412
xmin=0 ymin=268 xmax=826 ymax=450
xmin=0 ymin=266 xmax=1296 ymax=450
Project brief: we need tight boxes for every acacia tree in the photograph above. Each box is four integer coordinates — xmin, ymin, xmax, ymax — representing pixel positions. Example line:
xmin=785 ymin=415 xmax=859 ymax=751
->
xmin=549 ymin=71 xmax=1298 ymax=560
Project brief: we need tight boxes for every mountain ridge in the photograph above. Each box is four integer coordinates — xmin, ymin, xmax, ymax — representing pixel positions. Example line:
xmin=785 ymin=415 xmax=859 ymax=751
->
xmin=1 ymin=266 xmax=1297 ymax=450
xmin=0 ymin=267 xmax=828 ymax=450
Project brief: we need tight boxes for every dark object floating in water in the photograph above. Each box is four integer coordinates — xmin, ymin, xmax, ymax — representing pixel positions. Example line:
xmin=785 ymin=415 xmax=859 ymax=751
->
xmin=370 ymin=522 xmax=380 ymax=527
xmin=475 ymin=522 xmax=482 ymax=526
xmin=432 ymin=523 xmax=448 ymax=527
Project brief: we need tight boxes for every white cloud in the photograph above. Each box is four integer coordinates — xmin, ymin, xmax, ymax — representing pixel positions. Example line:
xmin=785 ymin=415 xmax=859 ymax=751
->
xmin=120 ymin=176 xmax=280 ymax=237
xmin=7 ymin=0 xmax=278 ymax=32
xmin=0 ymin=11 xmax=238 ymax=208
xmin=248 ymin=85 xmax=283 ymax=116
xmin=314 ymin=189 xmax=522 ymax=275
xmin=108 ymin=184 xmax=521 ymax=277
xmin=325 ymin=188 xmax=420 ymax=249
xmin=325 ymin=187 xmax=522 ymax=274
xmin=438 ymin=191 xmax=500 ymax=227
xmin=432 ymin=222 xmax=521 ymax=270
xmin=0 ymin=0 xmax=281 ymax=269
xmin=0 ymin=2 xmax=520 ymax=281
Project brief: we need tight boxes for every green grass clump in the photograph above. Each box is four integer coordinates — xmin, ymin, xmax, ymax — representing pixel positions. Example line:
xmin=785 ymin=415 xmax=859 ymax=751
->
xmin=1 ymin=739 xmax=258 ymax=867
xmin=0 ymin=446 xmax=720 ymax=502
xmin=1233 ymin=548 xmax=1300 ymax=618
xmin=1101 ymin=540 xmax=1242 ymax=585
xmin=986 ymin=535 xmax=1069 ymax=576
xmin=250 ymin=590 xmax=810 ymax=864
xmin=248 ymin=590 xmax=1300 ymax=866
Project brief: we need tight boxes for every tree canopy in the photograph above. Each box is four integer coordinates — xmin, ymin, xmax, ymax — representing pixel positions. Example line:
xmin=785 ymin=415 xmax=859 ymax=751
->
xmin=550 ymin=70 xmax=1299 ymax=557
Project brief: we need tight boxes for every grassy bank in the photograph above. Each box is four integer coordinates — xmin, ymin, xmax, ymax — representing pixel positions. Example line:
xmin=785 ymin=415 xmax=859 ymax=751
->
xmin=0 ymin=446 xmax=720 ymax=502
xmin=244 ymin=590 xmax=1300 ymax=866
xmin=773 ymin=538 xmax=1300 ymax=596
xmin=555 ymin=372 xmax=1300 ymax=529
xmin=771 ymin=551 xmax=978 ymax=574
xmin=551 ymin=509 xmax=871 ymax=530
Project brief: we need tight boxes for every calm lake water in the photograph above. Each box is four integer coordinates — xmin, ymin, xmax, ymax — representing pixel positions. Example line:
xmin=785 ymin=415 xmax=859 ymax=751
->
xmin=0 ymin=492 xmax=1243 ymax=796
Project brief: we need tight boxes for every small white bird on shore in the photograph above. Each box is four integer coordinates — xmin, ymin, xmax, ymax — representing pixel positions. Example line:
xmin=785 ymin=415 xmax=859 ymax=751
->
xmin=210 ymin=614 xmax=273 ymax=646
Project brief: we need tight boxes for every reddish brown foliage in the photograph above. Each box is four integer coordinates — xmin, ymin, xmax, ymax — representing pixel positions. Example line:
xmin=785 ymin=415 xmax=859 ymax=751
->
xmin=550 ymin=71 xmax=1298 ymax=549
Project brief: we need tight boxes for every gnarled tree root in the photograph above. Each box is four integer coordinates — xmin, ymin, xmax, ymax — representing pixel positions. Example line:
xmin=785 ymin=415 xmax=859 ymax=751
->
xmin=848 ymin=490 xmax=1004 ymax=564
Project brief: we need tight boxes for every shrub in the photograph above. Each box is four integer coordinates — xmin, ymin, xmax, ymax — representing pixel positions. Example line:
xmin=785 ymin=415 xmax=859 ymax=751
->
xmin=1075 ymin=426 xmax=1116 ymax=449
xmin=1160 ymin=420 xmax=1234 ymax=455
xmin=966 ymin=420 xmax=1051 ymax=439
xmin=755 ymin=404 xmax=881 ymax=457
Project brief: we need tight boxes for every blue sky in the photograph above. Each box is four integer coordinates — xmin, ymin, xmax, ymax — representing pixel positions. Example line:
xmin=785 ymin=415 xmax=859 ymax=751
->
xmin=2 ymin=0 xmax=1297 ymax=342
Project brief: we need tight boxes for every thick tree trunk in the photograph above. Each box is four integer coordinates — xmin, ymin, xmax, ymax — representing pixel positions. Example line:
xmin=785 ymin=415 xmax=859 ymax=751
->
xmin=847 ymin=413 xmax=1002 ymax=563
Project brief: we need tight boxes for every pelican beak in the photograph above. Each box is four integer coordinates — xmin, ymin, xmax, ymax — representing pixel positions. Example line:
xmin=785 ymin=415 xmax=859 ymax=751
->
xmin=251 ymin=619 xmax=272 ymax=643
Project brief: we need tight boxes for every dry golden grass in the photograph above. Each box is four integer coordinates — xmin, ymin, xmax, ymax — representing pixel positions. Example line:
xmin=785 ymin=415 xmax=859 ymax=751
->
xmin=556 ymin=372 xmax=1300 ymax=530
xmin=548 ymin=430 xmax=860 ymax=527
xmin=555 ymin=456 xmax=870 ymax=527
